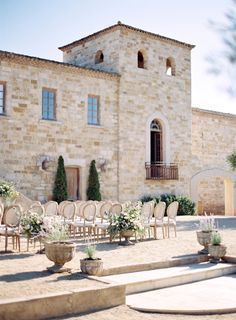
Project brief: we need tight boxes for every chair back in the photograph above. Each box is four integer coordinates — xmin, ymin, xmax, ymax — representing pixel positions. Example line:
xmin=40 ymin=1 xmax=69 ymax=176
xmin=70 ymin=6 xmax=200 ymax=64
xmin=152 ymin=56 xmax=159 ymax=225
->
xmin=44 ymin=201 xmax=58 ymax=216
xmin=0 ymin=202 xmax=4 ymax=224
xmin=100 ymin=201 xmax=112 ymax=220
xmin=29 ymin=203 xmax=45 ymax=215
xmin=82 ymin=203 xmax=96 ymax=222
xmin=58 ymin=200 xmax=70 ymax=215
xmin=111 ymin=203 xmax=122 ymax=215
xmin=141 ymin=201 xmax=154 ymax=222
xmin=167 ymin=201 xmax=179 ymax=219
xmin=154 ymin=201 xmax=166 ymax=220
xmin=95 ymin=201 xmax=105 ymax=218
xmin=4 ymin=205 xmax=22 ymax=227
xmin=62 ymin=202 xmax=76 ymax=220
xmin=74 ymin=200 xmax=85 ymax=218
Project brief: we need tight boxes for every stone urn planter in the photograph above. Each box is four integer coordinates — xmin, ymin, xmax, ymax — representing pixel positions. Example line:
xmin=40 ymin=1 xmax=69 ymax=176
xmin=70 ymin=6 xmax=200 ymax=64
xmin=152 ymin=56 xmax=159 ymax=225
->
xmin=196 ymin=230 xmax=212 ymax=254
xmin=44 ymin=241 xmax=76 ymax=273
xmin=119 ymin=230 xmax=135 ymax=246
xmin=80 ymin=258 xmax=103 ymax=276
xmin=208 ymin=244 xmax=227 ymax=263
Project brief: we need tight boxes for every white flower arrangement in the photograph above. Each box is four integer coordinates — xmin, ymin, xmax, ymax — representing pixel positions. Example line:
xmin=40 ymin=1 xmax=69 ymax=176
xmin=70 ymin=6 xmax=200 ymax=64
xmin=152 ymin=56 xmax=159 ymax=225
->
xmin=108 ymin=201 xmax=144 ymax=237
xmin=198 ymin=213 xmax=217 ymax=232
xmin=21 ymin=210 xmax=45 ymax=237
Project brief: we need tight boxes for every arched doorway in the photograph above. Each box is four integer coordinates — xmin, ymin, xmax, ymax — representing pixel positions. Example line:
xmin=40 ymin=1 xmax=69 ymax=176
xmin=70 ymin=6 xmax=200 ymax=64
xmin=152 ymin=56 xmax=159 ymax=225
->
xmin=190 ymin=168 xmax=236 ymax=216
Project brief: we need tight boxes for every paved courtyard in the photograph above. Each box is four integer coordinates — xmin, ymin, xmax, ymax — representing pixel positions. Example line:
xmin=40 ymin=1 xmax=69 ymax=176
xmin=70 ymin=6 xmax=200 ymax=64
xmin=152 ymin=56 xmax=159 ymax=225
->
xmin=0 ymin=215 xmax=236 ymax=319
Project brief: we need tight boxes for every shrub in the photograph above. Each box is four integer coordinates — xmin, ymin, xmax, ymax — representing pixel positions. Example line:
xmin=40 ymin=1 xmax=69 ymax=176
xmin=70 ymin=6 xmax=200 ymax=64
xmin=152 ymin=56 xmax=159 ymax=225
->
xmin=53 ymin=155 xmax=68 ymax=203
xmin=87 ymin=160 xmax=101 ymax=201
xmin=139 ymin=193 xmax=195 ymax=216
xmin=176 ymin=195 xmax=196 ymax=216
xmin=160 ymin=193 xmax=177 ymax=207
xmin=227 ymin=150 xmax=236 ymax=170
xmin=140 ymin=195 xmax=154 ymax=203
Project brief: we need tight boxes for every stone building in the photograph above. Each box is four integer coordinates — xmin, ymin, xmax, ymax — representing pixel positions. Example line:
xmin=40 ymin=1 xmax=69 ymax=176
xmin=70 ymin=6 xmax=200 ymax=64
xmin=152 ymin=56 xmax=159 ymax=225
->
xmin=0 ymin=22 xmax=236 ymax=214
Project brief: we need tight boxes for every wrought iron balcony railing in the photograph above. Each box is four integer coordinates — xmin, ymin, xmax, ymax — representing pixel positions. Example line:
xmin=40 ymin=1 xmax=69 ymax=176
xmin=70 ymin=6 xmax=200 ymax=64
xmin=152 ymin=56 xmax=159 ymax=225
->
xmin=145 ymin=162 xmax=179 ymax=180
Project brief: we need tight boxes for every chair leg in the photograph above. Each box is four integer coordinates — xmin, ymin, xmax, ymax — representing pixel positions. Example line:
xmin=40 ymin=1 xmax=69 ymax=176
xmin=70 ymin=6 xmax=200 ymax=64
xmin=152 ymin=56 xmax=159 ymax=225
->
xmin=153 ymin=226 xmax=157 ymax=239
xmin=18 ymin=235 xmax=20 ymax=252
xmin=5 ymin=235 xmax=8 ymax=252
xmin=174 ymin=225 xmax=177 ymax=237
xmin=162 ymin=226 xmax=165 ymax=239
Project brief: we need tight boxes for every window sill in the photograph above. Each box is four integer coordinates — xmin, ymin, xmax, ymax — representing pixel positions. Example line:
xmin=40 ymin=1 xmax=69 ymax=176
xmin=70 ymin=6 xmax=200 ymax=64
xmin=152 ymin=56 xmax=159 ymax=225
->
xmin=86 ymin=124 xmax=103 ymax=128
xmin=39 ymin=119 xmax=62 ymax=125
xmin=0 ymin=114 xmax=11 ymax=120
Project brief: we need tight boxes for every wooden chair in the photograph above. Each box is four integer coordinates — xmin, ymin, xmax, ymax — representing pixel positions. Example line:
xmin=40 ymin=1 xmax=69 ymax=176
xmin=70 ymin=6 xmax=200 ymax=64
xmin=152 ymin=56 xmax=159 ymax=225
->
xmin=95 ymin=201 xmax=112 ymax=241
xmin=164 ymin=201 xmax=179 ymax=237
xmin=72 ymin=202 xmax=97 ymax=239
xmin=0 ymin=205 xmax=22 ymax=252
xmin=150 ymin=201 xmax=166 ymax=239
xmin=141 ymin=201 xmax=155 ymax=239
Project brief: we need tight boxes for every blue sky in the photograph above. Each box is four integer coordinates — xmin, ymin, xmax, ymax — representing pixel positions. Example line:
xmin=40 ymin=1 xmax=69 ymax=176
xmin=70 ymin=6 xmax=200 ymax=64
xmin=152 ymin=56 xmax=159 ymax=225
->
xmin=1 ymin=0 xmax=235 ymax=114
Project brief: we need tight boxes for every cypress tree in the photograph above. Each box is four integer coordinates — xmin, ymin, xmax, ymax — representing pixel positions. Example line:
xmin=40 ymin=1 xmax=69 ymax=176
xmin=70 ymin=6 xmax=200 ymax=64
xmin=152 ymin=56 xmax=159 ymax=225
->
xmin=87 ymin=160 xmax=101 ymax=201
xmin=53 ymin=155 xmax=68 ymax=203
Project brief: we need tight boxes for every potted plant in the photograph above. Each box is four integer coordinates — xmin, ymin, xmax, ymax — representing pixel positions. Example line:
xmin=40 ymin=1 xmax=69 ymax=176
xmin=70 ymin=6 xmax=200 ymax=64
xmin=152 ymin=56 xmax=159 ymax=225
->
xmin=208 ymin=231 xmax=227 ymax=263
xmin=43 ymin=217 xmax=76 ymax=273
xmin=108 ymin=201 xmax=144 ymax=245
xmin=80 ymin=242 xmax=103 ymax=276
xmin=196 ymin=214 xmax=217 ymax=254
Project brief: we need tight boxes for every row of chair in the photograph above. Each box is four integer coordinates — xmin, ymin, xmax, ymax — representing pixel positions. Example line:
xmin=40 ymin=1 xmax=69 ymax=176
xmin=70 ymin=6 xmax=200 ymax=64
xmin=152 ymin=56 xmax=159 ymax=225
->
xmin=0 ymin=199 xmax=179 ymax=252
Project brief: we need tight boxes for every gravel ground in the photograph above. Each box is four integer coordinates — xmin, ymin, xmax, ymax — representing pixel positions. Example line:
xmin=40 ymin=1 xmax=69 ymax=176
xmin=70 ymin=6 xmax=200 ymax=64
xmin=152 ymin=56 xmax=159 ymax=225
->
xmin=0 ymin=215 xmax=236 ymax=319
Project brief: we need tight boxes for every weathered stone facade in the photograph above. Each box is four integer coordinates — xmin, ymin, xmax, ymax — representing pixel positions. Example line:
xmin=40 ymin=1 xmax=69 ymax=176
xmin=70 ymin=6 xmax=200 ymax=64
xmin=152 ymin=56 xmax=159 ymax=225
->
xmin=0 ymin=23 xmax=236 ymax=213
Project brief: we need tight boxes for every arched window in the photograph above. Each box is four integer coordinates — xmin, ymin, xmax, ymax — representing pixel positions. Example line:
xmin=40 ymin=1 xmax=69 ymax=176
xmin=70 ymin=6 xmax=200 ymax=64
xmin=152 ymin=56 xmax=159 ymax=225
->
xmin=150 ymin=119 xmax=162 ymax=163
xmin=95 ymin=50 xmax=104 ymax=64
xmin=166 ymin=57 xmax=175 ymax=76
xmin=138 ymin=51 xmax=144 ymax=68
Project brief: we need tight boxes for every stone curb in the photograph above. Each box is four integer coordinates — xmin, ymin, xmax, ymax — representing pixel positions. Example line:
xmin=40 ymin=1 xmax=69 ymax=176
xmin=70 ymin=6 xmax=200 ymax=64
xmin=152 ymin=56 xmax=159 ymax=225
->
xmin=0 ymin=284 xmax=126 ymax=320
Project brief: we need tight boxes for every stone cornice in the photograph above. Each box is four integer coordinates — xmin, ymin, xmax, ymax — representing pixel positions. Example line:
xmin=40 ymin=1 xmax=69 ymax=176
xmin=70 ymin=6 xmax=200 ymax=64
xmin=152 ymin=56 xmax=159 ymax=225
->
xmin=192 ymin=107 xmax=236 ymax=119
xmin=0 ymin=50 xmax=120 ymax=80
xmin=58 ymin=22 xmax=195 ymax=52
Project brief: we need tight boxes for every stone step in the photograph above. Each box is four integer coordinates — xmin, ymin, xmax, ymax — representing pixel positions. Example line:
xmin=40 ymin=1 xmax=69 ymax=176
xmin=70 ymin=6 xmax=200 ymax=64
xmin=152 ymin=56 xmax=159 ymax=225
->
xmin=100 ymin=262 xmax=236 ymax=294
xmin=126 ymin=274 xmax=236 ymax=314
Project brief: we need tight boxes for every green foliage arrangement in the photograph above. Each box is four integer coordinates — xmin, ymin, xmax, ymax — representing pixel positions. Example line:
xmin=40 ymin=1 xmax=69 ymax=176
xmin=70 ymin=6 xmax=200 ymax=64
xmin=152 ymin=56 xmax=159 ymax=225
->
xmin=227 ymin=150 xmax=236 ymax=171
xmin=84 ymin=244 xmax=97 ymax=260
xmin=211 ymin=231 xmax=222 ymax=245
xmin=0 ymin=180 xmax=19 ymax=200
xmin=53 ymin=155 xmax=68 ymax=203
xmin=87 ymin=160 xmax=101 ymax=201
xmin=140 ymin=193 xmax=196 ymax=216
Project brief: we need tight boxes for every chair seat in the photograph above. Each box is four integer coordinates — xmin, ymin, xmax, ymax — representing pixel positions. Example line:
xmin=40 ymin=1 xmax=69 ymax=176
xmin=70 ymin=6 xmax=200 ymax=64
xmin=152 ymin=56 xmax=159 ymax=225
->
xmin=96 ymin=221 xmax=110 ymax=229
xmin=0 ymin=227 xmax=19 ymax=235
xmin=164 ymin=219 xmax=176 ymax=225
xmin=150 ymin=218 xmax=164 ymax=226
xmin=72 ymin=220 xmax=95 ymax=227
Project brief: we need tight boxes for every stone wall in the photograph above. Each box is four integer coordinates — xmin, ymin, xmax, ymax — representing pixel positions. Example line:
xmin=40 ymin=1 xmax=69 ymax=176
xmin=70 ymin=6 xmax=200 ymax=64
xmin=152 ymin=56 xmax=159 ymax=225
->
xmin=116 ymin=28 xmax=193 ymax=201
xmin=0 ymin=54 xmax=119 ymax=202
xmin=62 ymin=29 xmax=121 ymax=73
xmin=191 ymin=108 xmax=236 ymax=214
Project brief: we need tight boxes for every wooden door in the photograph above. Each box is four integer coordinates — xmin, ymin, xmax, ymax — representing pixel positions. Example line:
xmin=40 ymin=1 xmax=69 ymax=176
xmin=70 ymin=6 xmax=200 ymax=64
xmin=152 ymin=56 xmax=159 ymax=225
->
xmin=65 ymin=167 xmax=80 ymax=200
